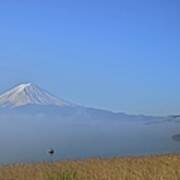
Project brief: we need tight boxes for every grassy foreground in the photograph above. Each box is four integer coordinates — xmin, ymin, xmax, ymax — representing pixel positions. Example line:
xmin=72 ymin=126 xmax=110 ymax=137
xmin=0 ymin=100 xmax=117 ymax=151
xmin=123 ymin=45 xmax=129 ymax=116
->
xmin=0 ymin=155 xmax=180 ymax=180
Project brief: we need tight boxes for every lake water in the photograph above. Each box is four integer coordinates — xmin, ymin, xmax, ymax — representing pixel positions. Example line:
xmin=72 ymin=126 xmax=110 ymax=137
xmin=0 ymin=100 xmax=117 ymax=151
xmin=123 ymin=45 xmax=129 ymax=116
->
xmin=0 ymin=118 xmax=180 ymax=164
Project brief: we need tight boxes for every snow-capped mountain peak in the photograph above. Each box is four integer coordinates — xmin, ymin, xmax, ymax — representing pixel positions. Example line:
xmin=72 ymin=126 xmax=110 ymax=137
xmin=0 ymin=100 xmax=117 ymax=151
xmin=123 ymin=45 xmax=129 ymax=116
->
xmin=0 ymin=83 xmax=73 ymax=108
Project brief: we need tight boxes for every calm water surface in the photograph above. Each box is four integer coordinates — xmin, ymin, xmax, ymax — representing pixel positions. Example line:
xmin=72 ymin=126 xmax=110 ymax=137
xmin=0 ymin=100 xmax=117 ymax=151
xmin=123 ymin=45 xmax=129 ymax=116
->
xmin=0 ymin=118 xmax=180 ymax=164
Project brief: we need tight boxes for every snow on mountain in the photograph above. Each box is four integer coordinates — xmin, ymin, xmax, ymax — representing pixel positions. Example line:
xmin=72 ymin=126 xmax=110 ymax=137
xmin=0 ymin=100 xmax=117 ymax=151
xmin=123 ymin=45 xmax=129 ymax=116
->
xmin=0 ymin=83 xmax=74 ymax=108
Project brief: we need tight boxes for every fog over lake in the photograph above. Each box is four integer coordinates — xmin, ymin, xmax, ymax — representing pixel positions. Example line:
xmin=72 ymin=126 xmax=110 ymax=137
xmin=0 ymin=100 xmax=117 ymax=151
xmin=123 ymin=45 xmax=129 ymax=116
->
xmin=0 ymin=109 xmax=180 ymax=165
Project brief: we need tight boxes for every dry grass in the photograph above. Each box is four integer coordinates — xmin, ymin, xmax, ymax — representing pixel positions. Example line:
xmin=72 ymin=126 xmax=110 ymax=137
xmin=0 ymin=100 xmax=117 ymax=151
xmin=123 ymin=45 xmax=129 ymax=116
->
xmin=0 ymin=154 xmax=180 ymax=180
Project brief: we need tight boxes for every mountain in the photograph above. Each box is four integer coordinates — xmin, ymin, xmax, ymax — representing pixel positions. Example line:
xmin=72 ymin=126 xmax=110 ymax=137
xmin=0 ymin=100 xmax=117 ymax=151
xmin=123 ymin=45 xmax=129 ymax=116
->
xmin=0 ymin=83 xmax=73 ymax=108
xmin=0 ymin=83 xmax=166 ymax=124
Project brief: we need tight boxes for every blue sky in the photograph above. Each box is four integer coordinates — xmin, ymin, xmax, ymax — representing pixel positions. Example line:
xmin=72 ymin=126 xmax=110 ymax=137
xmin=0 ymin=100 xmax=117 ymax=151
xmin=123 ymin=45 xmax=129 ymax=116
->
xmin=0 ymin=0 xmax=180 ymax=115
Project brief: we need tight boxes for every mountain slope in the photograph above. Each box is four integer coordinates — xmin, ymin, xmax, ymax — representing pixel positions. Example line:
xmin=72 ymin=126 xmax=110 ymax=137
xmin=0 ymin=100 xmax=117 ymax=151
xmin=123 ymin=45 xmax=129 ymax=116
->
xmin=0 ymin=83 xmax=73 ymax=108
xmin=0 ymin=83 xmax=165 ymax=124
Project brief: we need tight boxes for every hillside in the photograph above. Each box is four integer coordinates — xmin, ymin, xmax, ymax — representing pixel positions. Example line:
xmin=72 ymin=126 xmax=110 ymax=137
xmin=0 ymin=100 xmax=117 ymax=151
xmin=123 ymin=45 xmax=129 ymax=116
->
xmin=0 ymin=154 xmax=180 ymax=180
